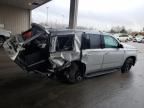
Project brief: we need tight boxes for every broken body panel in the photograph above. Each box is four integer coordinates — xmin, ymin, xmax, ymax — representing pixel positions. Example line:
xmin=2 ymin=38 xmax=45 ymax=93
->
xmin=3 ymin=24 xmax=84 ymax=76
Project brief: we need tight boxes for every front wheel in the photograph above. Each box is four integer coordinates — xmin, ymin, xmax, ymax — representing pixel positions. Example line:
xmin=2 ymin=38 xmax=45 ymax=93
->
xmin=121 ymin=58 xmax=134 ymax=73
xmin=66 ymin=63 xmax=83 ymax=83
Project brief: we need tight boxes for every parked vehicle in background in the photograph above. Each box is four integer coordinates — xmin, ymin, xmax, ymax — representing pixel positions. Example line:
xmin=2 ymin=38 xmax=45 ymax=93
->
xmin=133 ymin=37 xmax=137 ymax=42
xmin=128 ymin=35 xmax=133 ymax=41
xmin=114 ymin=33 xmax=130 ymax=42
xmin=3 ymin=23 xmax=137 ymax=83
xmin=135 ymin=35 xmax=144 ymax=43
xmin=0 ymin=28 xmax=11 ymax=47
xmin=118 ymin=34 xmax=129 ymax=42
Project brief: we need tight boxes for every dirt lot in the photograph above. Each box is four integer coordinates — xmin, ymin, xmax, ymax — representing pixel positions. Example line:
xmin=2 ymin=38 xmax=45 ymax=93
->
xmin=0 ymin=42 xmax=144 ymax=108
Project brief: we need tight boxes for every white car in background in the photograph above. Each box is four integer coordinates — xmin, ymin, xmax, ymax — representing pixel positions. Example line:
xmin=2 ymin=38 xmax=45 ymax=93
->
xmin=118 ymin=34 xmax=129 ymax=42
xmin=114 ymin=34 xmax=130 ymax=42
xmin=135 ymin=35 xmax=144 ymax=43
xmin=128 ymin=35 xmax=133 ymax=41
xmin=0 ymin=28 xmax=11 ymax=47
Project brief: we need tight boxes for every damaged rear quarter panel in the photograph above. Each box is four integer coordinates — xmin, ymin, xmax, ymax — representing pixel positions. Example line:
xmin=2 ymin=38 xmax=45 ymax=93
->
xmin=49 ymin=33 xmax=83 ymax=67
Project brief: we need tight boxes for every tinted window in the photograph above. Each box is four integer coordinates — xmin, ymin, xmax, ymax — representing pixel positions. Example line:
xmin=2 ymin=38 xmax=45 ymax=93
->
xmin=104 ymin=35 xmax=118 ymax=48
xmin=90 ymin=34 xmax=101 ymax=49
xmin=82 ymin=35 xmax=90 ymax=49
xmin=56 ymin=35 xmax=74 ymax=51
xmin=82 ymin=34 xmax=101 ymax=49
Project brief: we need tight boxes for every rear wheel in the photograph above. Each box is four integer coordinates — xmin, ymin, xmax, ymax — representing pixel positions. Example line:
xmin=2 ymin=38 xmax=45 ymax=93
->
xmin=0 ymin=37 xmax=4 ymax=47
xmin=66 ymin=63 xmax=83 ymax=83
xmin=121 ymin=58 xmax=134 ymax=73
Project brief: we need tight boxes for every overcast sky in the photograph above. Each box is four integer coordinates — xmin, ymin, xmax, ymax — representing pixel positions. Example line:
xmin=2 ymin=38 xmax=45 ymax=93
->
xmin=32 ymin=0 xmax=144 ymax=31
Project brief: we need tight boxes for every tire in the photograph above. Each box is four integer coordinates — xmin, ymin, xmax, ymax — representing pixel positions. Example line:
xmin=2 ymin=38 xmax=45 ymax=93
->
xmin=0 ymin=37 xmax=4 ymax=47
xmin=121 ymin=58 xmax=134 ymax=73
xmin=66 ymin=63 xmax=83 ymax=83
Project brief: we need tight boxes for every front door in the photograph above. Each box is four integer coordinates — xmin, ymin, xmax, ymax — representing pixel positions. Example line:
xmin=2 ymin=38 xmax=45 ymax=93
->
xmin=102 ymin=35 xmax=125 ymax=69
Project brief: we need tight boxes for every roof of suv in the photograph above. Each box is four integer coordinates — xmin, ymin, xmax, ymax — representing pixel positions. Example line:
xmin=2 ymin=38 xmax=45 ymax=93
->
xmin=31 ymin=23 xmax=112 ymax=37
xmin=47 ymin=28 xmax=102 ymax=35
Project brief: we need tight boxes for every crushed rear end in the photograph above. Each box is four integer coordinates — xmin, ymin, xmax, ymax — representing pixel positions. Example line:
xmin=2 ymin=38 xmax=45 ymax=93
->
xmin=3 ymin=23 xmax=52 ymax=73
xmin=3 ymin=24 xmax=83 ymax=82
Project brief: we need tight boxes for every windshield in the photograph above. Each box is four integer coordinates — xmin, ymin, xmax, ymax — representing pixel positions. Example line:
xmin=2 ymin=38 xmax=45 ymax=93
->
xmin=55 ymin=34 xmax=74 ymax=51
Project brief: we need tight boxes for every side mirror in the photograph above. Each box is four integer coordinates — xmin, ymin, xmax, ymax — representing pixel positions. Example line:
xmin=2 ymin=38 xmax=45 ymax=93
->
xmin=118 ymin=44 xmax=123 ymax=48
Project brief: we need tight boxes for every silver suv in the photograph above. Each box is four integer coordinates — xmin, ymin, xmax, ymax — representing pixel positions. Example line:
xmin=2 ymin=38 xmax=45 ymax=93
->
xmin=3 ymin=24 xmax=137 ymax=83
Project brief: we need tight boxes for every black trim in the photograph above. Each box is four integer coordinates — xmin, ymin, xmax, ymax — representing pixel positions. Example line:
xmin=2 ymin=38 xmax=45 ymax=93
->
xmin=86 ymin=67 xmax=121 ymax=76
xmin=82 ymin=33 xmax=103 ymax=49
xmin=80 ymin=32 xmax=85 ymax=61
xmin=100 ymin=34 xmax=105 ymax=49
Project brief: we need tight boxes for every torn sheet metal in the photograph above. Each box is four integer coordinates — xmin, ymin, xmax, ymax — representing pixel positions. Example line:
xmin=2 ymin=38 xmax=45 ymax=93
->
xmin=49 ymin=34 xmax=82 ymax=68
xmin=3 ymin=36 xmax=24 ymax=61
xmin=3 ymin=23 xmax=86 ymax=73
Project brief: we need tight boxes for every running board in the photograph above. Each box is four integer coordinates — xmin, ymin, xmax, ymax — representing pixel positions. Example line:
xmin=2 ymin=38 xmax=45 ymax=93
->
xmin=33 ymin=70 xmax=54 ymax=77
xmin=85 ymin=68 xmax=121 ymax=78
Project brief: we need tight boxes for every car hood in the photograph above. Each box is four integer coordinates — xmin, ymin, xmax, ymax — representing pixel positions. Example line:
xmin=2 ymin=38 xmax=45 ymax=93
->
xmin=121 ymin=43 xmax=137 ymax=49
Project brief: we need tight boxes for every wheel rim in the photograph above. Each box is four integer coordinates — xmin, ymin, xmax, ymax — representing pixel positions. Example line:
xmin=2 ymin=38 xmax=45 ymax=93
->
xmin=125 ymin=64 xmax=131 ymax=72
xmin=76 ymin=72 xmax=82 ymax=81
xmin=66 ymin=63 xmax=83 ymax=83
xmin=125 ymin=60 xmax=133 ymax=72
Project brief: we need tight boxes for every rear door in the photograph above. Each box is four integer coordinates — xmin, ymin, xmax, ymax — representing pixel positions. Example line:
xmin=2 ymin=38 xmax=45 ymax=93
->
xmin=82 ymin=33 xmax=105 ymax=74
xmin=102 ymin=35 xmax=125 ymax=69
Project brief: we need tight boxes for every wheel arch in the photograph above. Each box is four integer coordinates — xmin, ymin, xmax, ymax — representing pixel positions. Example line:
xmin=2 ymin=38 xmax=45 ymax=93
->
xmin=125 ymin=56 xmax=136 ymax=66
xmin=71 ymin=60 xmax=86 ymax=77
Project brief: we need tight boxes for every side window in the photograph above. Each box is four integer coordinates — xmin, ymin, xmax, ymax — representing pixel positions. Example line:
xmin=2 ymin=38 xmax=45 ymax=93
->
xmin=56 ymin=35 xmax=74 ymax=51
xmin=104 ymin=35 xmax=118 ymax=48
xmin=82 ymin=34 xmax=90 ymax=49
xmin=90 ymin=34 xmax=101 ymax=49
xmin=82 ymin=34 xmax=101 ymax=49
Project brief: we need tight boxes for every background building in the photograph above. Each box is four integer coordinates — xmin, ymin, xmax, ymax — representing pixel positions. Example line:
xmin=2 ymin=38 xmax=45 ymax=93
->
xmin=0 ymin=0 xmax=51 ymax=35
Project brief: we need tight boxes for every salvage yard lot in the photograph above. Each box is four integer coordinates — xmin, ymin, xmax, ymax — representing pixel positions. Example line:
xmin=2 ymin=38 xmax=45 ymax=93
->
xmin=0 ymin=42 xmax=144 ymax=108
